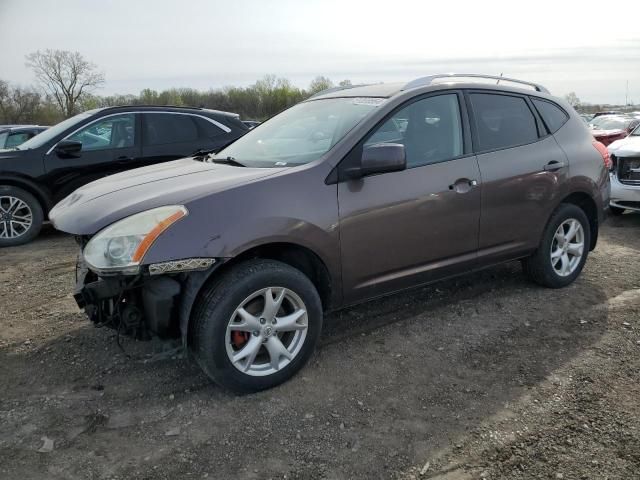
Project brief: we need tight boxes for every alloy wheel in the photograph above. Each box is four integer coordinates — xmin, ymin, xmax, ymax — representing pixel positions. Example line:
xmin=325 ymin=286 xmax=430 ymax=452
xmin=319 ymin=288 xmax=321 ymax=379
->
xmin=0 ymin=196 xmax=33 ymax=240
xmin=225 ymin=287 xmax=308 ymax=376
xmin=550 ymin=218 xmax=584 ymax=277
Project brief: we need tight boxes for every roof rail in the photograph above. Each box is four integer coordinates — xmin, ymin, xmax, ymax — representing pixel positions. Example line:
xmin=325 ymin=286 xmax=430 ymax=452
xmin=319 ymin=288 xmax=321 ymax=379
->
xmin=308 ymin=84 xmax=368 ymax=99
xmin=402 ymin=74 xmax=549 ymax=93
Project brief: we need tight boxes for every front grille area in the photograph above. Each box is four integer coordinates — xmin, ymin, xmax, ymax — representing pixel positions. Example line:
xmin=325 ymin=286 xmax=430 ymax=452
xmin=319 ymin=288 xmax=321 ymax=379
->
xmin=616 ymin=156 xmax=640 ymax=186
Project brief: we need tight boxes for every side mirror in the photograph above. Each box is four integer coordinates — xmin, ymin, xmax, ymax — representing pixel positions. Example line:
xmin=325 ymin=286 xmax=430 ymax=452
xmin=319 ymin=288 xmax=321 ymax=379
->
xmin=345 ymin=143 xmax=406 ymax=179
xmin=55 ymin=139 xmax=82 ymax=158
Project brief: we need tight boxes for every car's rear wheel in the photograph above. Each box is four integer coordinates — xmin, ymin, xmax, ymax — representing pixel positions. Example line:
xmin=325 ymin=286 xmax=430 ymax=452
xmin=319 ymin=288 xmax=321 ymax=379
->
xmin=190 ymin=259 xmax=323 ymax=393
xmin=609 ymin=205 xmax=626 ymax=216
xmin=522 ymin=203 xmax=590 ymax=288
xmin=0 ymin=185 xmax=43 ymax=247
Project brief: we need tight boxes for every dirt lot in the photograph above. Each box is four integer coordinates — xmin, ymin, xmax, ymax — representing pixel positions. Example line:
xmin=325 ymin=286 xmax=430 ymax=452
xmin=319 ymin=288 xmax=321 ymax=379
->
xmin=1 ymin=216 xmax=639 ymax=480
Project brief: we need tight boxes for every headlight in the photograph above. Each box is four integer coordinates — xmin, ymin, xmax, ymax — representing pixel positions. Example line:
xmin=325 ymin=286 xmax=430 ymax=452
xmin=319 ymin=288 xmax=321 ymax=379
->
xmin=83 ymin=205 xmax=188 ymax=274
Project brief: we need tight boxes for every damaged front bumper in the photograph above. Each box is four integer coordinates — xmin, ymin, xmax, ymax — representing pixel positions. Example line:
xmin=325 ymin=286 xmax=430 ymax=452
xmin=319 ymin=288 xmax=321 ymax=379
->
xmin=74 ymin=249 xmax=218 ymax=341
xmin=610 ymin=155 xmax=640 ymax=212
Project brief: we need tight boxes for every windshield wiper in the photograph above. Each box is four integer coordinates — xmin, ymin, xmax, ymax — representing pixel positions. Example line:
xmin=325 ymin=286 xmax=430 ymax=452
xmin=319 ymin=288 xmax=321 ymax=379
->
xmin=211 ymin=156 xmax=246 ymax=167
xmin=191 ymin=148 xmax=217 ymax=160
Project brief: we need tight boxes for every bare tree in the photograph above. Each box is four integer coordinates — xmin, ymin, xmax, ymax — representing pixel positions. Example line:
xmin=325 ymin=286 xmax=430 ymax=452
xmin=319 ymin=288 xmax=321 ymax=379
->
xmin=26 ymin=50 xmax=104 ymax=117
xmin=0 ymin=80 xmax=42 ymax=124
xmin=308 ymin=76 xmax=333 ymax=95
xmin=564 ymin=92 xmax=580 ymax=108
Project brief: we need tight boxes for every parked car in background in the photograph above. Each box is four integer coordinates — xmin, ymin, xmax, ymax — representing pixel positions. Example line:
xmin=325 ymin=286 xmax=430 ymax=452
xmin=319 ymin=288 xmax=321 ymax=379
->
xmin=0 ymin=105 xmax=247 ymax=246
xmin=579 ymin=113 xmax=593 ymax=124
xmin=588 ymin=115 xmax=640 ymax=146
xmin=0 ymin=125 xmax=48 ymax=149
xmin=592 ymin=110 xmax=621 ymax=118
xmin=50 ymin=74 xmax=609 ymax=393
xmin=242 ymin=120 xmax=261 ymax=129
xmin=607 ymin=124 xmax=640 ymax=214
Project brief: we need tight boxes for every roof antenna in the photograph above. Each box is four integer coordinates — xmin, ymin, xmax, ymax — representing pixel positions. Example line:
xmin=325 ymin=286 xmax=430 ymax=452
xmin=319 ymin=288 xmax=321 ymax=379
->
xmin=496 ymin=73 xmax=503 ymax=85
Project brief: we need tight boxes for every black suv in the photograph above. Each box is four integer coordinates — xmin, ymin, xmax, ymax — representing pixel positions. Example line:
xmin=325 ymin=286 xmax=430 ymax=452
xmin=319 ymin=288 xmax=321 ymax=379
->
xmin=0 ymin=106 xmax=247 ymax=246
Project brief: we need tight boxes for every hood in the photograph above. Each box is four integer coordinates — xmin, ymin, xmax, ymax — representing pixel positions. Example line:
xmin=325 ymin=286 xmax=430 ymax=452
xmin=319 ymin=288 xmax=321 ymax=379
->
xmin=608 ymin=135 xmax=640 ymax=157
xmin=49 ymin=157 xmax=283 ymax=234
xmin=592 ymin=128 xmax=626 ymax=137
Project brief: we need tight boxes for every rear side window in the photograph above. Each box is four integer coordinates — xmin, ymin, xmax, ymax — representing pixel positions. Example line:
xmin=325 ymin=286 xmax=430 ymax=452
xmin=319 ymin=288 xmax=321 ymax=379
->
xmin=193 ymin=116 xmax=226 ymax=138
xmin=531 ymin=98 xmax=568 ymax=133
xmin=469 ymin=93 xmax=539 ymax=151
xmin=144 ymin=113 xmax=198 ymax=146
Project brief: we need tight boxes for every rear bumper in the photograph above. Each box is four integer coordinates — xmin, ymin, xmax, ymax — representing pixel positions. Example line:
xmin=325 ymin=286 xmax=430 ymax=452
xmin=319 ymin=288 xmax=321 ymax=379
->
xmin=610 ymin=172 xmax=640 ymax=212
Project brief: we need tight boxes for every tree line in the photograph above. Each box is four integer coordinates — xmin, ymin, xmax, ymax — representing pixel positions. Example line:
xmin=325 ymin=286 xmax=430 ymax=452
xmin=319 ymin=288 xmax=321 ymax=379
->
xmin=0 ymin=49 xmax=348 ymax=126
xmin=4 ymin=49 xmax=624 ymax=126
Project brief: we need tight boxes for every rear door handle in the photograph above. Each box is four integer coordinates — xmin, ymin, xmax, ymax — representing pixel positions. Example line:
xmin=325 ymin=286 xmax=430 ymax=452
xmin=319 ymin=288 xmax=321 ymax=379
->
xmin=449 ymin=178 xmax=478 ymax=193
xmin=543 ymin=161 xmax=567 ymax=171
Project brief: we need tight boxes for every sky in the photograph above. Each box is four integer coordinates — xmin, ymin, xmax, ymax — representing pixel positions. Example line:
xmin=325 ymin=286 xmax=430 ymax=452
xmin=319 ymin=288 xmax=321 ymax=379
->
xmin=1 ymin=0 xmax=639 ymax=105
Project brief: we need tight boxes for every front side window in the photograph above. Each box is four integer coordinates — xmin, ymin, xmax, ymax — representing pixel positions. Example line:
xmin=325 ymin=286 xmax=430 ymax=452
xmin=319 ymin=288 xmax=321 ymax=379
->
xmin=213 ymin=97 xmax=385 ymax=167
xmin=532 ymin=98 xmax=568 ymax=133
xmin=470 ymin=93 xmax=539 ymax=151
xmin=365 ymin=94 xmax=463 ymax=168
xmin=17 ymin=110 xmax=96 ymax=150
xmin=144 ymin=113 xmax=198 ymax=146
xmin=68 ymin=114 xmax=136 ymax=151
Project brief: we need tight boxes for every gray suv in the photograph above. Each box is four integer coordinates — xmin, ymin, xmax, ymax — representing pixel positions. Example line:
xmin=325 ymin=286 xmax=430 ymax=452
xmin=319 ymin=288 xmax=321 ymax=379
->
xmin=50 ymin=74 xmax=610 ymax=393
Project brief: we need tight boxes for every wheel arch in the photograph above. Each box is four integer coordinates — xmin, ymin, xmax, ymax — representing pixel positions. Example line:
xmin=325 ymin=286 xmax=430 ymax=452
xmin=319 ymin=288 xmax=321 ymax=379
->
xmin=179 ymin=241 xmax=336 ymax=346
xmin=0 ymin=176 xmax=52 ymax=217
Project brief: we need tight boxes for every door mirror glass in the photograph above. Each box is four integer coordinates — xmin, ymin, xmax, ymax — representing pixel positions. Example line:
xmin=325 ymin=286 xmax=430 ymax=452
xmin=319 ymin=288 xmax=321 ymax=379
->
xmin=348 ymin=143 xmax=406 ymax=178
xmin=55 ymin=139 xmax=82 ymax=158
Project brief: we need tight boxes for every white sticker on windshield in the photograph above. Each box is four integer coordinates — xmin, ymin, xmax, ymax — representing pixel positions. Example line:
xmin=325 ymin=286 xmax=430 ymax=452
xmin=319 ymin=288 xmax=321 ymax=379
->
xmin=351 ymin=97 xmax=386 ymax=106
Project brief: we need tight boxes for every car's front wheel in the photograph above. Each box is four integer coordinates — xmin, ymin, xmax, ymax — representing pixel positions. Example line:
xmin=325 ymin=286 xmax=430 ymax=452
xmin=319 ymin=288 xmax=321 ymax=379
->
xmin=0 ymin=185 xmax=43 ymax=247
xmin=190 ymin=259 xmax=323 ymax=393
xmin=522 ymin=203 xmax=590 ymax=288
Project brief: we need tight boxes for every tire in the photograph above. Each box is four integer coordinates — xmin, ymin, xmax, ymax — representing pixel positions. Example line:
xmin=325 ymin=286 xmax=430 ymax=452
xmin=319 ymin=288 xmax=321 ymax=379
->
xmin=522 ymin=203 xmax=591 ymax=288
xmin=609 ymin=205 xmax=625 ymax=216
xmin=190 ymin=259 xmax=323 ymax=393
xmin=0 ymin=185 xmax=44 ymax=247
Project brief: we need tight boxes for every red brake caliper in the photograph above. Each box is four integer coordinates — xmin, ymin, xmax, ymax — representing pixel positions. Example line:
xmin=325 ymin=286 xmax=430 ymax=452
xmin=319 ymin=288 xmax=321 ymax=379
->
xmin=232 ymin=331 xmax=249 ymax=348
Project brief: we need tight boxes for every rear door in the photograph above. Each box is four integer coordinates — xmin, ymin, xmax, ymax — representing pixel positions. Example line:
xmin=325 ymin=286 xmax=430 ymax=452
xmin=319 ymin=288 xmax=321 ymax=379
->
xmin=337 ymin=92 xmax=482 ymax=304
xmin=466 ymin=91 xmax=569 ymax=264
xmin=141 ymin=113 xmax=229 ymax=165
xmin=44 ymin=113 xmax=141 ymax=203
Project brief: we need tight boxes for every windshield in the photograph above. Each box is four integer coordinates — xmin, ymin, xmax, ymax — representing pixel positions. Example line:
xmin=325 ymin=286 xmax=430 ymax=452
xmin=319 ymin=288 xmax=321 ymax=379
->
xmin=631 ymin=125 xmax=640 ymax=136
xmin=213 ymin=97 xmax=385 ymax=167
xmin=16 ymin=110 xmax=97 ymax=150
xmin=589 ymin=116 xmax=628 ymax=131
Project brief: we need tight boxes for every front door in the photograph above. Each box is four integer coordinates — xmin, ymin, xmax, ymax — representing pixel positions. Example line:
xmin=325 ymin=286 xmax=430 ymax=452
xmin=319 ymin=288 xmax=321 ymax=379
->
xmin=338 ymin=92 xmax=482 ymax=304
xmin=44 ymin=113 xmax=140 ymax=203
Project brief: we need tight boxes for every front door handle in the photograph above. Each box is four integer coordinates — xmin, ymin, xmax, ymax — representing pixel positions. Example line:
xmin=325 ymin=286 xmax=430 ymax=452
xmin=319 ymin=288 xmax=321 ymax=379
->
xmin=449 ymin=178 xmax=478 ymax=193
xmin=115 ymin=156 xmax=133 ymax=163
xmin=543 ymin=160 xmax=567 ymax=171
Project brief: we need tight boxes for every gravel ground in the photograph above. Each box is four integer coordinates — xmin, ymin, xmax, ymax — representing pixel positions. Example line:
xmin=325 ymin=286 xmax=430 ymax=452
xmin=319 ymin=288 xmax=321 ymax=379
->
xmin=0 ymin=216 xmax=639 ymax=480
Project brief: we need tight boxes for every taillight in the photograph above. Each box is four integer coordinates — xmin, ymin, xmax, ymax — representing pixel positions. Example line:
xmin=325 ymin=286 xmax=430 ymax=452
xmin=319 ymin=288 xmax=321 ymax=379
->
xmin=592 ymin=140 xmax=612 ymax=170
